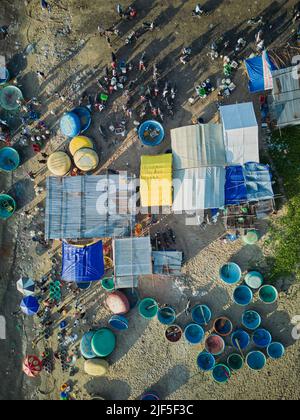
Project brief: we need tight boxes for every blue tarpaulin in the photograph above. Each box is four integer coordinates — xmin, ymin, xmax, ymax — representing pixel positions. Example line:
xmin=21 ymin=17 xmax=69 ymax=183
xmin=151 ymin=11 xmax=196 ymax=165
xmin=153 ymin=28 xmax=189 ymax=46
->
xmin=244 ymin=162 xmax=274 ymax=202
xmin=62 ymin=241 xmax=104 ymax=283
xmin=245 ymin=52 xmax=277 ymax=93
xmin=225 ymin=166 xmax=247 ymax=205
xmin=225 ymin=163 xmax=274 ymax=205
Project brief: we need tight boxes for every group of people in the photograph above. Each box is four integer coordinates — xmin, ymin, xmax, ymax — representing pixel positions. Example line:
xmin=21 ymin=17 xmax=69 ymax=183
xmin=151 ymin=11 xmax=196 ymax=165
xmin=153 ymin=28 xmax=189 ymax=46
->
xmin=116 ymin=4 xmax=137 ymax=20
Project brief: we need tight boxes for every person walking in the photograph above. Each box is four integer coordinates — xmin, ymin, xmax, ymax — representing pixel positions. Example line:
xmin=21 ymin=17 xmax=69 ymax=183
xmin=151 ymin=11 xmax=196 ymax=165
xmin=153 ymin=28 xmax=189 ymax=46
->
xmin=193 ymin=4 xmax=204 ymax=16
xmin=105 ymin=35 xmax=112 ymax=48
xmin=111 ymin=52 xmax=117 ymax=69
xmin=28 ymin=171 xmax=37 ymax=181
xmin=117 ymin=4 xmax=123 ymax=17
xmin=36 ymin=71 xmax=47 ymax=81
xmin=41 ymin=0 xmax=51 ymax=12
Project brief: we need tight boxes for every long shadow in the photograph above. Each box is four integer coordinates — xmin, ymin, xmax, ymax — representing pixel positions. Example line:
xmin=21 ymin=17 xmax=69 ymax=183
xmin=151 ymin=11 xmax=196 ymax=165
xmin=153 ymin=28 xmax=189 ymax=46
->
xmin=7 ymin=53 xmax=28 ymax=77
xmin=204 ymin=0 xmax=226 ymax=12
xmin=7 ymin=178 xmax=36 ymax=210
xmin=41 ymin=39 xmax=91 ymax=90
xmin=138 ymin=364 xmax=190 ymax=400
xmin=107 ymin=306 xmax=149 ymax=365
xmin=85 ymin=378 xmax=131 ymax=400
xmin=264 ymin=309 xmax=297 ymax=348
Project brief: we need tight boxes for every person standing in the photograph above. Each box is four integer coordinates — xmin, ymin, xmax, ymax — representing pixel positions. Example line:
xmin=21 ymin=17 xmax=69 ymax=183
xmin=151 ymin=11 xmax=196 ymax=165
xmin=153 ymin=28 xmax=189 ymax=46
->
xmin=41 ymin=0 xmax=51 ymax=13
xmin=36 ymin=71 xmax=47 ymax=81
xmin=117 ymin=4 xmax=123 ymax=17
xmin=111 ymin=52 xmax=117 ymax=69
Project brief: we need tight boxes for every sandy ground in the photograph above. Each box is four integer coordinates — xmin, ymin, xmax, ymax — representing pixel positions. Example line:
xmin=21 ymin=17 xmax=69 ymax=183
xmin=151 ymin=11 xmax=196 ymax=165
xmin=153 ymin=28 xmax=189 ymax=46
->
xmin=0 ymin=0 xmax=300 ymax=400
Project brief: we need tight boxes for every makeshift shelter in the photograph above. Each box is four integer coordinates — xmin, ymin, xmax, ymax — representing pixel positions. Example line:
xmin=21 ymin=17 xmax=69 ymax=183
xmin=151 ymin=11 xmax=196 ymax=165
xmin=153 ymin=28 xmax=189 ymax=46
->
xmin=62 ymin=240 xmax=105 ymax=283
xmin=220 ymin=103 xmax=260 ymax=165
xmin=113 ymin=237 xmax=152 ymax=288
xmin=245 ymin=51 xmax=277 ymax=93
xmin=140 ymin=154 xmax=173 ymax=207
xmin=225 ymin=163 xmax=274 ymax=205
xmin=223 ymin=204 xmax=257 ymax=231
xmin=45 ymin=174 xmax=136 ymax=240
xmin=171 ymin=124 xmax=226 ymax=211
xmin=269 ymin=66 xmax=300 ymax=128
xmin=17 ymin=278 xmax=35 ymax=296
xmin=152 ymin=251 xmax=183 ymax=275
xmin=244 ymin=162 xmax=274 ymax=202
xmin=171 ymin=124 xmax=226 ymax=169
xmin=225 ymin=166 xmax=247 ymax=205
xmin=173 ymin=167 xmax=225 ymax=211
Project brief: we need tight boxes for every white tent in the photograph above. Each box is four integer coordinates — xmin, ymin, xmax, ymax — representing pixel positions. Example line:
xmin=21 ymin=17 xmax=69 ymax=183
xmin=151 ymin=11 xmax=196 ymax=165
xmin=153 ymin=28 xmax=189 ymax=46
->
xmin=220 ymin=103 xmax=259 ymax=165
xmin=173 ymin=167 xmax=225 ymax=212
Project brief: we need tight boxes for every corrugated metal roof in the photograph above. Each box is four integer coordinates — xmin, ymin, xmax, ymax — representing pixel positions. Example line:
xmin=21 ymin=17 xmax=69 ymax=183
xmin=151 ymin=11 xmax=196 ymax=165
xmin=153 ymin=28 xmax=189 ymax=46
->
xmin=45 ymin=174 xmax=136 ymax=240
xmin=113 ymin=237 xmax=153 ymax=278
xmin=152 ymin=251 xmax=183 ymax=275
xmin=140 ymin=154 xmax=173 ymax=207
xmin=171 ymin=124 xmax=226 ymax=170
xmin=173 ymin=167 xmax=225 ymax=211
xmin=269 ymin=66 xmax=300 ymax=127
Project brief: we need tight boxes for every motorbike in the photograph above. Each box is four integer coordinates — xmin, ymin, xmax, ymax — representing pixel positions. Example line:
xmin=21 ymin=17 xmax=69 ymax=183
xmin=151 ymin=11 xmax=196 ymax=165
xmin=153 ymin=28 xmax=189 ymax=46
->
xmin=143 ymin=21 xmax=155 ymax=31
xmin=192 ymin=6 xmax=209 ymax=17
xmin=165 ymin=97 xmax=175 ymax=118
xmin=153 ymin=63 xmax=159 ymax=81
xmin=153 ymin=82 xmax=160 ymax=97
xmin=125 ymin=31 xmax=136 ymax=45
xmin=170 ymin=84 xmax=177 ymax=101
xmin=98 ymin=125 xmax=107 ymax=140
xmin=163 ymin=81 xmax=170 ymax=99
xmin=247 ymin=16 xmax=264 ymax=26
xmin=157 ymin=107 xmax=164 ymax=122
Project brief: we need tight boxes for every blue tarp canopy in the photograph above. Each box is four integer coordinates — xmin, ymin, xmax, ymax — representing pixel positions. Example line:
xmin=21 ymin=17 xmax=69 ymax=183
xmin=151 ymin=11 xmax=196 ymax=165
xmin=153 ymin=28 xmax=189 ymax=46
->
xmin=225 ymin=166 xmax=247 ymax=205
xmin=245 ymin=52 xmax=277 ymax=93
xmin=244 ymin=162 xmax=274 ymax=202
xmin=62 ymin=241 xmax=104 ymax=283
xmin=225 ymin=163 xmax=274 ymax=205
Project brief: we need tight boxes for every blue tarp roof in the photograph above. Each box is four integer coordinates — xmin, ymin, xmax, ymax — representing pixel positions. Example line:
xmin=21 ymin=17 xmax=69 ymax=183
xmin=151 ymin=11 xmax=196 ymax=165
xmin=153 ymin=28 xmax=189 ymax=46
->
xmin=244 ymin=162 xmax=274 ymax=202
xmin=225 ymin=166 xmax=247 ymax=205
xmin=225 ymin=163 xmax=274 ymax=205
xmin=245 ymin=52 xmax=277 ymax=93
xmin=62 ymin=241 xmax=104 ymax=283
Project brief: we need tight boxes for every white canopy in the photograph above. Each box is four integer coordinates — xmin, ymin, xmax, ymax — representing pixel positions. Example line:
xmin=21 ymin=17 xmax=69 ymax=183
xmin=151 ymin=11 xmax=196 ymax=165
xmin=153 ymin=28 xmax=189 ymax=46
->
xmin=220 ymin=103 xmax=259 ymax=165
xmin=171 ymin=123 xmax=226 ymax=169
xmin=173 ymin=167 xmax=225 ymax=211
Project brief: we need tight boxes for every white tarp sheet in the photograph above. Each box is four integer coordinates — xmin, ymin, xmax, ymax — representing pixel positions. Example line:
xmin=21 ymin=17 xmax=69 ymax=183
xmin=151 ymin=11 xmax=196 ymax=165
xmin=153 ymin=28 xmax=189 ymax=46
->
xmin=171 ymin=124 xmax=226 ymax=169
xmin=173 ymin=167 xmax=225 ymax=211
xmin=220 ymin=103 xmax=260 ymax=165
